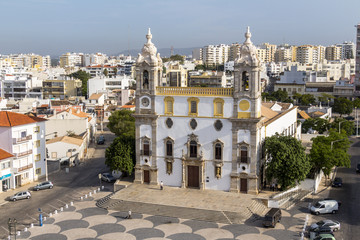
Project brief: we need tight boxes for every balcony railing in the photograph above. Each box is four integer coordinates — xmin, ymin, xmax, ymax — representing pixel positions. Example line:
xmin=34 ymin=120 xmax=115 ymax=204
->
xmin=140 ymin=150 xmax=152 ymax=156
xmin=237 ymin=156 xmax=249 ymax=164
xmin=13 ymin=135 xmax=32 ymax=144
xmin=14 ymin=149 xmax=33 ymax=158
xmin=156 ymin=87 xmax=233 ymax=97
xmin=14 ymin=163 xmax=33 ymax=173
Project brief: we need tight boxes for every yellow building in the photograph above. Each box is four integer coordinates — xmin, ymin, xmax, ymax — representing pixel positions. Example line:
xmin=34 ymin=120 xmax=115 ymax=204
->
xmin=42 ymin=79 xmax=82 ymax=100
xmin=325 ymin=45 xmax=341 ymax=61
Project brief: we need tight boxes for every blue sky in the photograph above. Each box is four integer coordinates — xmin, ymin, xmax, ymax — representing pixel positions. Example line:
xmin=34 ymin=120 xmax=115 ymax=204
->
xmin=0 ymin=0 xmax=359 ymax=56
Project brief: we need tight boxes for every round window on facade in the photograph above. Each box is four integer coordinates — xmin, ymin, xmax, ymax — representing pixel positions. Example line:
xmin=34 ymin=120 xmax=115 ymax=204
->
xmin=190 ymin=119 xmax=197 ymax=130
xmin=165 ymin=118 xmax=173 ymax=128
xmin=214 ymin=120 xmax=223 ymax=131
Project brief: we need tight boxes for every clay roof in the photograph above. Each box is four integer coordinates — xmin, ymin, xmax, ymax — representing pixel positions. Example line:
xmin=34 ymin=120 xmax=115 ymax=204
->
xmin=89 ymin=93 xmax=103 ymax=100
xmin=121 ymin=105 xmax=135 ymax=109
xmin=65 ymin=107 xmax=92 ymax=122
xmin=261 ymin=105 xmax=278 ymax=121
xmin=298 ymin=110 xmax=311 ymax=120
xmin=262 ymin=102 xmax=276 ymax=109
xmin=277 ymin=102 xmax=292 ymax=111
xmin=309 ymin=111 xmax=325 ymax=117
xmin=46 ymin=136 xmax=83 ymax=146
xmin=51 ymin=100 xmax=72 ymax=106
xmin=0 ymin=148 xmax=13 ymax=161
xmin=264 ymin=106 xmax=298 ymax=126
xmin=0 ymin=111 xmax=47 ymax=127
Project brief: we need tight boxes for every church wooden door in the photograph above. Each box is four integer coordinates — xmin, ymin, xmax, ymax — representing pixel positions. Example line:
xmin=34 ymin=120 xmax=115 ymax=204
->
xmin=240 ymin=178 xmax=247 ymax=193
xmin=187 ymin=166 xmax=199 ymax=188
xmin=143 ymin=170 xmax=150 ymax=183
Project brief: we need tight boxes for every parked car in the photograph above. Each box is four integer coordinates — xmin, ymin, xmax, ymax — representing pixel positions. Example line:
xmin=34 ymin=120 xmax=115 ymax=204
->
xmin=314 ymin=233 xmax=336 ymax=240
xmin=310 ymin=219 xmax=340 ymax=232
xmin=97 ymin=135 xmax=105 ymax=145
xmin=345 ymin=116 xmax=354 ymax=121
xmin=312 ymin=226 xmax=334 ymax=236
xmin=262 ymin=208 xmax=282 ymax=228
xmin=332 ymin=177 xmax=342 ymax=187
xmin=34 ymin=181 xmax=53 ymax=191
xmin=310 ymin=199 xmax=339 ymax=215
xmin=9 ymin=191 xmax=31 ymax=201
xmin=101 ymin=173 xmax=116 ymax=183
xmin=356 ymin=163 xmax=360 ymax=173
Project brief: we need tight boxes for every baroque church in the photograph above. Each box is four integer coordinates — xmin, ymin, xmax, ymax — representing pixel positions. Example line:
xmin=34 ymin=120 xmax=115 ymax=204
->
xmin=133 ymin=28 xmax=300 ymax=194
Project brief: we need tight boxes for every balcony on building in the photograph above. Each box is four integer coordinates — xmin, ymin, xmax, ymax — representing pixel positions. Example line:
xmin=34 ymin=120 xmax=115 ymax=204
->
xmin=13 ymin=163 xmax=33 ymax=173
xmin=156 ymin=87 xmax=233 ymax=97
xmin=237 ymin=156 xmax=250 ymax=164
xmin=14 ymin=149 xmax=33 ymax=158
xmin=13 ymin=135 xmax=32 ymax=144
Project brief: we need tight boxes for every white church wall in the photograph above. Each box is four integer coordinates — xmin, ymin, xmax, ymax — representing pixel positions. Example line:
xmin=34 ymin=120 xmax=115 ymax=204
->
xmin=204 ymin=160 xmax=231 ymax=190
xmin=265 ymin=108 xmax=298 ymax=137
xmin=139 ymin=124 xmax=152 ymax=166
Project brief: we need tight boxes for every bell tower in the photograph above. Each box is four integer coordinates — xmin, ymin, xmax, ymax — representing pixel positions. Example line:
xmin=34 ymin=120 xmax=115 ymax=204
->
xmin=233 ymin=27 xmax=262 ymax=119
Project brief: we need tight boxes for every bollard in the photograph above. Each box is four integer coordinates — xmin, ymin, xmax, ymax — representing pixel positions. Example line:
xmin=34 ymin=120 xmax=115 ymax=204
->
xmin=80 ymin=197 xmax=83 ymax=201
xmin=60 ymin=207 xmax=63 ymax=212
xmin=54 ymin=210 xmax=58 ymax=215
xmin=85 ymin=194 xmax=88 ymax=199
xmin=89 ymin=192 xmax=92 ymax=196
xmin=44 ymin=217 xmax=47 ymax=221
xmin=101 ymin=186 xmax=104 ymax=190
xmin=49 ymin=213 xmax=52 ymax=217
xmin=16 ymin=231 xmax=20 ymax=236
xmin=70 ymin=201 xmax=73 ymax=206
xmin=39 ymin=213 xmax=43 ymax=227
xmin=65 ymin=204 xmax=69 ymax=209
xmin=24 ymin=227 xmax=28 ymax=232
xmin=7 ymin=236 xmax=10 ymax=240
xmin=97 ymin=187 xmax=100 ymax=191
xmin=30 ymin=223 xmax=34 ymax=228
xmin=93 ymin=190 xmax=96 ymax=194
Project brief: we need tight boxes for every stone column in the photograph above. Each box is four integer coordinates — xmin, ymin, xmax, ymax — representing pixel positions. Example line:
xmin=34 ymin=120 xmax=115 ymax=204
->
xmin=134 ymin=121 xmax=142 ymax=184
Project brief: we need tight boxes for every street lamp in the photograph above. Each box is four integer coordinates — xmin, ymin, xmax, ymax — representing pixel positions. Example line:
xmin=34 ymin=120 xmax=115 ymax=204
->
xmin=331 ymin=139 xmax=345 ymax=150
xmin=356 ymin=107 xmax=359 ymax=137
xmin=338 ymin=121 xmax=344 ymax=134
xmin=98 ymin=173 xmax=102 ymax=189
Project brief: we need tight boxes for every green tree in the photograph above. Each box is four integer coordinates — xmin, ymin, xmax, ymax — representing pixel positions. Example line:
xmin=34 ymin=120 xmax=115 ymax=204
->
xmin=353 ymin=98 xmax=360 ymax=109
xmin=113 ymin=67 xmax=117 ymax=76
xmin=330 ymin=118 xmax=354 ymax=136
xmin=333 ymin=97 xmax=353 ymax=116
xmin=302 ymin=118 xmax=330 ymax=134
xmin=300 ymin=94 xmax=316 ymax=106
xmin=293 ymin=93 xmax=302 ymax=104
xmin=107 ymin=110 xmax=135 ymax=139
xmin=309 ymin=129 xmax=351 ymax=176
xmin=105 ymin=137 xmax=134 ymax=175
xmin=264 ymin=134 xmax=310 ymax=190
xmin=272 ymin=89 xmax=290 ymax=102
xmin=195 ymin=64 xmax=206 ymax=71
xmin=103 ymin=69 xmax=109 ymax=77
xmin=68 ymin=70 xmax=91 ymax=97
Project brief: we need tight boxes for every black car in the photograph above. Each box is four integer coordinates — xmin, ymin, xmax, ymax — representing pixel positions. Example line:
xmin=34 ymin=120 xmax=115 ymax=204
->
xmin=356 ymin=163 xmax=360 ymax=173
xmin=332 ymin=177 xmax=342 ymax=187
xmin=97 ymin=135 xmax=105 ymax=145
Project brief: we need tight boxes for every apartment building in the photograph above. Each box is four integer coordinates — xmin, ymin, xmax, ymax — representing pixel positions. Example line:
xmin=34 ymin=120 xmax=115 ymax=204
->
xmin=83 ymin=53 xmax=107 ymax=67
xmin=202 ymin=44 xmax=229 ymax=66
xmin=296 ymin=45 xmax=325 ymax=64
xmin=84 ymin=65 xmax=120 ymax=78
xmin=42 ymin=79 xmax=82 ymax=100
xmin=325 ymin=45 xmax=341 ymax=61
xmin=59 ymin=52 xmax=83 ymax=68
xmin=0 ymin=111 xmax=47 ymax=189
xmin=336 ymin=41 xmax=355 ymax=60
xmin=87 ymin=75 xmax=134 ymax=98
xmin=165 ymin=62 xmax=188 ymax=87
xmin=0 ymin=73 xmax=42 ymax=99
xmin=229 ymin=43 xmax=240 ymax=61
xmin=256 ymin=43 xmax=277 ymax=62
xmin=188 ymin=71 xmax=227 ymax=87
xmin=355 ymin=24 xmax=360 ymax=93
xmin=0 ymin=54 xmax=51 ymax=69
xmin=274 ymin=45 xmax=296 ymax=62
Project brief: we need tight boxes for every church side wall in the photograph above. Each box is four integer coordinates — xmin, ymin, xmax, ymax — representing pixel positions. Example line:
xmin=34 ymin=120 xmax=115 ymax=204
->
xmin=265 ymin=108 xmax=298 ymax=137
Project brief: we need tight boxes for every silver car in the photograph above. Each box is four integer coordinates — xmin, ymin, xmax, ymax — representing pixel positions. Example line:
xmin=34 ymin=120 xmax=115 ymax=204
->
xmin=33 ymin=181 xmax=53 ymax=191
xmin=310 ymin=219 xmax=341 ymax=232
xmin=10 ymin=191 xmax=31 ymax=201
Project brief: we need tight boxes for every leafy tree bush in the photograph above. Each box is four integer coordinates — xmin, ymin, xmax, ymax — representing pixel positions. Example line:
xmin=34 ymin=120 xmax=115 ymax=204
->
xmin=333 ymin=97 xmax=353 ymax=116
xmin=68 ymin=70 xmax=91 ymax=97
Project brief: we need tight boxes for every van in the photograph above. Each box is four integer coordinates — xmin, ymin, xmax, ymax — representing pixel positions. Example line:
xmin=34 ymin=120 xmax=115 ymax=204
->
xmin=262 ymin=208 xmax=282 ymax=227
xmin=310 ymin=200 xmax=339 ymax=215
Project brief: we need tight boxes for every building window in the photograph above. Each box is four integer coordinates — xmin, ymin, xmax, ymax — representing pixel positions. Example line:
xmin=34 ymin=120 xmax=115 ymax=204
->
xmin=166 ymin=140 xmax=173 ymax=157
xmin=242 ymin=71 xmax=249 ymax=91
xmin=51 ymin=152 xmax=57 ymax=159
xmin=215 ymin=143 xmax=222 ymax=160
xmin=165 ymin=118 xmax=173 ymax=128
xmin=213 ymin=98 xmax=224 ymax=117
xmin=21 ymin=131 xmax=27 ymax=138
xmin=190 ymin=140 xmax=197 ymax=158
xmin=1 ymin=161 xmax=10 ymax=170
xmin=240 ymin=146 xmax=248 ymax=163
xmin=187 ymin=97 xmax=199 ymax=117
xmin=36 ymin=168 xmax=41 ymax=175
xmin=164 ymin=96 xmax=174 ymax=115
xmin=34 ymin=126 xmax=40 ymax=133
xmin=214 ymin=120 xmax=223 ymax=131
xmin=143 ymin=70 xmax=149 ymax=89
xmin=35 ymin=154 xmax=41 ymax=162
xmin=189 ymin=119 xmax=197 ymax=130
xmin=35 ymin=140 xmax=40 ymax=148
xmin=143 ymin=140 xmax=150 ymax=156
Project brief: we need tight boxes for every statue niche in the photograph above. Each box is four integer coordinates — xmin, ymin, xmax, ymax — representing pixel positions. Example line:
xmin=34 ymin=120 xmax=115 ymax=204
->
xmin=242 ymin=71 xmax=249 ymax=91
xmin=143 ymin=70 xmax=149 ymax=89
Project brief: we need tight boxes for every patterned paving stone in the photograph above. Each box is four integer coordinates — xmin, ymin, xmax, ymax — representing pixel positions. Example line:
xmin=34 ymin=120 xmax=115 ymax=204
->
xmin=167 ymin=232 xmax=206 ymax=240
xmin=44 ymin=217 xmax=55 ymax=224
xmin=55 ymin=219 xmax=89 ymax=232
xmin=30 ymin=233 xmax=67 ymax=240
xmin=194 ymin=228 xmax=234 ymax=240
xmin=221 ymin=224 xmax=260 ymax=238
xmin=77 ymin=207 xmax=107 ymax=218
xmin=144 ymin=215 xmax=180 ymax=227
xmin=262 ymin=229 xmax=298 ymax=239
xmin=181 ymin=219 xmax=218 ymax=232
xmin=90 ymin=223 xmax=126 ymax=236
xmin=127 ymin=228 xmax=165 ymax=240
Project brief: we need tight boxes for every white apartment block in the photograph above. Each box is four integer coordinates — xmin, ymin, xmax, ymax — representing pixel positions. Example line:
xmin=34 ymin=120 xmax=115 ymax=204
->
xmin=0 ymin=72 xmax=43 ymax=99
xmin=336 ymin=41 xmax=355 ymax=60
xmin=202 ymin=44 xmax=229 ymax=65
xmin=355 ymin=24 xmax=360 ymax=94
xmin=0 ymin=111 xmax=47 ymax=189
xmin=87 ymin=75 xmax=135 ymax=98
xmin=0 ymin=54 xmax=51 ymax=69
xmin=296 ymin=45 xmax=325 ymax=64
xmin=83 ymin=53 xmax=108 ymax=67
xmin=325 ymin=45 xmax=341 ymax=61
xmin=60 ymin=52 xmax=83 ymax=68
xmin=256 ymin=43 xmax=277 ymax=62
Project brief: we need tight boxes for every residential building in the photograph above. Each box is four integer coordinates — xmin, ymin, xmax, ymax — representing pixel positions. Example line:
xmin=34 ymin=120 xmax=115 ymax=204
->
xmin=192 ymin=48 xmax=202 ymax=61
xmin=325 ymin=45 xmax=341 ymax=61
xmin=202 ymin=44 xmax=229 ymax=66
xmin=188 ymin=71 xmax=227 ymax=88
xmin=256 ymin=43 xmax=277 ymax=62
xmin=165 ymin=62 xmax=188 ymax=87
xmin=229 ymin=43 xmax=240 ymax=61
xmin=134 ymin=28 xmax=300 ymax=194
xmin=336 ymin=41 xmax=355 ymax=60
xmin=59 ymin=52 xmax=83 ymax=68
xmin=83 ymin=53 xmax=107 ymax=67
xmin=296 ymin=45 xmax=325 ymax=64
xmin=42 ymin=78 xmax=82 ymax=100
xmin=84 ymin=65 xmax=120 ymax=78
xmin=0 ymin=72 xmax=42 ymax=99
xmin=274 ymin=45 xmax=295 ymax=62
xmin=0 ymin=111 xmax=47 ymax=188
xmin=0 ymin=149 xmax=14 ymax=192
xmin=88 ymin=93 xmax=105 ymax=106
xmin=355 ymin=23 xmax=360 ymax=94
xmin=87 ymin=75 xmax=134 ymax=98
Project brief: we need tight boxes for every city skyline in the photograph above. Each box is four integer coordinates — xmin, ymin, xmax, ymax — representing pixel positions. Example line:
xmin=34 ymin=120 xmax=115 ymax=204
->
xmin=0 ymin=0 xmax=359 ymax=56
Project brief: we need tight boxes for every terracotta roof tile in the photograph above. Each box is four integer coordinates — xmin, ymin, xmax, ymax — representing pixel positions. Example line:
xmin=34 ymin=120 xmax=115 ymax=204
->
xmin=46 ymin=136 xmax=83 ymax=146
xmin=89 ymin=93 xmax=103 ymax=100
xmin=0 ymin=148 xmax=13 ymax=161
xmin=298 ymin=110 xmax=311 ymax=120
xmin=121 ymin=105 xmax=135 ymax=109
xmin=0 ymin=111 xmax=47 ymax=127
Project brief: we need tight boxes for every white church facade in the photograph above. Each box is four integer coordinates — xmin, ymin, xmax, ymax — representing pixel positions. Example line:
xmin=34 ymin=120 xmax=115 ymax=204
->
xmin=134 ymin=28 xmax=300 ymax=194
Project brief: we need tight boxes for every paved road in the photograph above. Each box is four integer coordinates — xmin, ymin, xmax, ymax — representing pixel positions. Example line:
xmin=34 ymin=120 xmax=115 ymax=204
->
xmin=0 ymin=130 xmax=116 ymax=239
xmin=306 ymin=136 xmax=360 ymax=240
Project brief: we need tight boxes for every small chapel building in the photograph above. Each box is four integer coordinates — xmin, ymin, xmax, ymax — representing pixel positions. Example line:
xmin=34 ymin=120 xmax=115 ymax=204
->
xmin=133 ymin=28 xmax=300 ymax=194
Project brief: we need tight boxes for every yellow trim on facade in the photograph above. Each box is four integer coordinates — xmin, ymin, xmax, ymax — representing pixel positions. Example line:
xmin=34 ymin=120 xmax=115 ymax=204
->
xmin=159 ymin=115 xmax=229 ymax=119
xmin=164 ymin=96 xmax=174 ymax=115
xmin=213 ymin=98 xmax=225 ymax=117
xmin=157 ymin=87 xmax=233 ymax=97
xmin=237 ymin=112 xmax=251 ymax=118
xmin=187 ymin=97 xmax=200 ymax=117
xmin=239 ymin=100 xmax=250 ymax=111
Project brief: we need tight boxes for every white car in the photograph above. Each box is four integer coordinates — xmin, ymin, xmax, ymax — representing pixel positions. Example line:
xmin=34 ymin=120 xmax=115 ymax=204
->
xmin=310 ymin=219 xmax=340 ymax=232
xmin=9 ymin=191 xmax=31 ymax=201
